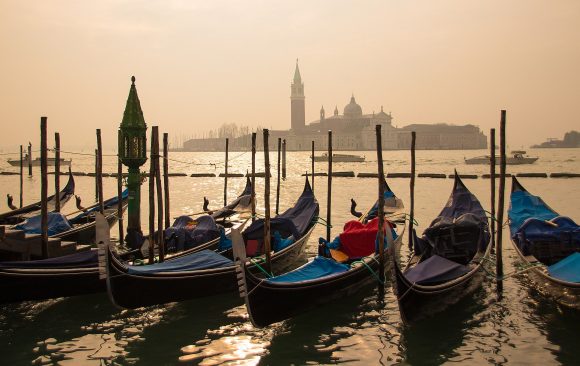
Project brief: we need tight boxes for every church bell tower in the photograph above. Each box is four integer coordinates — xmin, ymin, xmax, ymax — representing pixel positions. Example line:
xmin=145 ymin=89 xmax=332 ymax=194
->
xmin=290 ymin=60 xmax=305 ymax=131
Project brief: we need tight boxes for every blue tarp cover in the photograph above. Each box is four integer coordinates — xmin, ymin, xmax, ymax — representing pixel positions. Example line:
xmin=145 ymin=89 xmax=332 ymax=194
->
xmin=0 ymin=250 xmax=97 ymax=269
xmin=266 ymin=256 xmax=349 ymax=283
xmin=403 ymin=255 xmax=470 ymax=285
xmin=548 ymin=252 xmax=580 ymax=283
xmin=14 ymin=212 xmax=72 ymax=236
xmin=509 ymin=190 xmax=557 ymax=235
xmin=164 ymin=215 xmax=221 ymax=252
xmin=243 ymin=179 xmax=318 ymax=244
xmin=127 ymin=249 xmax=232 ymax=274
xmin=514 ymin=216 xmax=580 ymax=256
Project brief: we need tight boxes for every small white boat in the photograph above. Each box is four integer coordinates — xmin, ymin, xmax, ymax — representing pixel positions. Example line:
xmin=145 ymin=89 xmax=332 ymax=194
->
xmin=7 ymin=154 xmax=72 ymax=167
xmin=465 ymin=150 xmax=538 ymax=165
xmin=312 ymin=153 xmax=365 ymax=163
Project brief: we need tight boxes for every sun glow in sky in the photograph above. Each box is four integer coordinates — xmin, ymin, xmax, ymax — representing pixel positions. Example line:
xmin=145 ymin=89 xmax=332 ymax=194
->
xmin=0 ymin=0 xmax=578 ymax=149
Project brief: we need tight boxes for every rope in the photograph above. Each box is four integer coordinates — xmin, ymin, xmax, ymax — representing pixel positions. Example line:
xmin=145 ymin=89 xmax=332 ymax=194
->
xmin=350 ymin=256 xmax=384 ymax=285
xmin=313 ymin=216 xmax=333 ymax=228
xmin=249 ymin=257 xmax=273 ymax=278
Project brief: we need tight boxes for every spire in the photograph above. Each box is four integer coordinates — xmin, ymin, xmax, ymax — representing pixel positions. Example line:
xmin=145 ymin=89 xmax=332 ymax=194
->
xmin=350 ymin=94 xmax=356 ymax=103
xmin=293 ymin=59 xmax=302 ymax=83
xmin=121 ymin=76 xmax=147 ymax=129
xmin=334 ymin=105 xmax=339 ymax=116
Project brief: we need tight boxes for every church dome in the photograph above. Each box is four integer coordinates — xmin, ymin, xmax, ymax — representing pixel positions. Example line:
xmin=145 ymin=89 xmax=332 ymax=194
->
xmin=343 ymin=95 xmax=362 ymax=117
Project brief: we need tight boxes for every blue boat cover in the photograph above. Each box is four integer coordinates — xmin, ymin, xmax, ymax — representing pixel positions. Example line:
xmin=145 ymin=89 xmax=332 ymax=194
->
xmin=548 ymin=252 xmax=580 ymax=283
xmin=513 ymin=216 xmax=580 ymax=256
xmin=127 ymin=249 xmax=232 ymax=274
xmin=403 ymin=255 xmax=470 ymax=285
xmin=0 ymin=250 xmax=97 ymax=269
xmin=69 ymin=189 xmax=129 ymax=224
xmin=14 ymin=212 xmax=72 ymax=236
xmin=266 ymin=256 xmax=349 ymax=283
xmin=509 ymin=190 xmax=557 ymax=235
xmin=243 ymin=178 xmax=319 ymax=244
xmin=164 ymin=215 xmax=221 ymax=252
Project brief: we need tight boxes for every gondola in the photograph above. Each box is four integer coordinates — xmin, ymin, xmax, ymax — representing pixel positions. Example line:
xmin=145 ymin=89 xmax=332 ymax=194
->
xmin=234 ymin=180 xmax=406 ymax=327
xmin=12 ymin=190 xmax=129 ymax=244
xmin=99 ymin=177 xmax=319 ymax=309
xmin=508 ymin=177 xmax=579 ymax=309
xmin=0 ymin=170 xmax=75 ymax=225
xmin=392 ymin=172 xmax=491 ymax=324
xmin=0 ymin=180 xmax=253 ymax=305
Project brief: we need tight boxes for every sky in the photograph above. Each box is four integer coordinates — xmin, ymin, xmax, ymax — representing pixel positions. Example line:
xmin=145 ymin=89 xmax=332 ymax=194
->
xmin=0 ymin=0 xmax=579 ymax=151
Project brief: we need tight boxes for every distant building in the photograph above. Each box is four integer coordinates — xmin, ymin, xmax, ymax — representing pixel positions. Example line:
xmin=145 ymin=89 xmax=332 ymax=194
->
xmin=182 ymin=61 xmax=487 ymax=151
xmin=532 ymin=131 xmax=580 ymax=148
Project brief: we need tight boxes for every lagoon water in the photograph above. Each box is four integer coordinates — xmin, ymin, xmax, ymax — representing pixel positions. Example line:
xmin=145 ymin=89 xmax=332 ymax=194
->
xmin=0 ymin=148 xmax=579 ymax=365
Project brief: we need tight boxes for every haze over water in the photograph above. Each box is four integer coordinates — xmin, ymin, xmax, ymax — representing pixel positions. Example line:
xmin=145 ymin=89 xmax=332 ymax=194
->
xmin=0 ymin=149 xmax=578 ymax=365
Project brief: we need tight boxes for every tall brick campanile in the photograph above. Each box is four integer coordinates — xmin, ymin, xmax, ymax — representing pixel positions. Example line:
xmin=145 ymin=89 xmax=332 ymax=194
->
xmin=290 ymin=60 xmax=305 ymax=131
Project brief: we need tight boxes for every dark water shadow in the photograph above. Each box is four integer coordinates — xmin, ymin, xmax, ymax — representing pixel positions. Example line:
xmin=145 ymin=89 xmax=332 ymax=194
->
xmin=397 ymin=287 xmax=487 ymax=366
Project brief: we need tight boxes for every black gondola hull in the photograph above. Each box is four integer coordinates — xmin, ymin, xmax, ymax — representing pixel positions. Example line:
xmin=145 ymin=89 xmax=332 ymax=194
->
xmin=0 ymin=268 xmax=103 ymax=304
xmin=106 ymin=226 xmax=313 ymax=309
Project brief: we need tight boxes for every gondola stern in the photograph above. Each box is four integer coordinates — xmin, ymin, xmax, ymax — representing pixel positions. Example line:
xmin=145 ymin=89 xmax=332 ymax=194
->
xmin=95 ymin=213 xmax=124 ymax=310
xmin=511 ymin=176 xmax=526 ymax=193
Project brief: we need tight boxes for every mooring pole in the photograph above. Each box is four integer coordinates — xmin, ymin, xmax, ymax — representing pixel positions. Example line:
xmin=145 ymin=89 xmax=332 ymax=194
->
xmin=276 ymin=137 xmax=281 ymax=215
xmin=311 ymin=140 xmax=315 ymax=193
xmin=282 ymin=139 xmax=287 ymax=180
xmin=224 ymin=138 xmax=229 ymax=206
xmin=153 ymin=127 xmax=164 ymax=262
xmin=496 ymin=111 xmax=506 ymax=294
xmin=95 ymin=149 xmax=99 ymax=202
xmin=251 ymin=132 xmax=256 ymax=222
xmin=163 ymin=133 xmax=170 ymax=229
xmin=148 ymin=128 xmax=156 ymax=264
xmin=28 ymin=143 xmax=32 ymax=177
xmin=19 ymin=145 xmax=23 ymax=207
xmin=408 ymin=131 xmax=416 ymax=252
xmin=40 ymin=117 xmax=48 ymax=258
xmin=376 ymin=125 xmax=386 ymax=283
xmin=54 ymin=133 xmax=61 ymax=212
xmin=263 ymin=129 xmax=272 ymax=274
xmin=490 ymin=129 xmax=496 ymax=255
xmin=96 ymin=129 xmax=104 ymax=214
xmin=326 ymin=131 xmax=333 ymax=242
xmin=117 ymin=131 xmax=124 ymax=246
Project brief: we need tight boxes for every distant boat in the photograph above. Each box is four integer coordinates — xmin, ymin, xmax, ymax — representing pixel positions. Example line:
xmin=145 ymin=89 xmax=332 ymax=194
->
xmin=7 ymin=154 xmax=71 ymax=167
xmin=312 ymin=153 xmax=365 ymax=163
xmin=464 ymin=150 xmax=538 ymax=165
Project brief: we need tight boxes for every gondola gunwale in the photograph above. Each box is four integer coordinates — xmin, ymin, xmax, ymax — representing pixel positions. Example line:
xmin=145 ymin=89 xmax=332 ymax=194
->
xmin=392 ymin=171 xmax=492 ymax=324
xmin=509 ymin=177 xmax=580 ymax=290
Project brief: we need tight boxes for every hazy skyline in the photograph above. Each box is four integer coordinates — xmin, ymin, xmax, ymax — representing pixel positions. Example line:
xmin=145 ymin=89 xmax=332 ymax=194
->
xmin=1 ymin=0 xmax=579 ymax=150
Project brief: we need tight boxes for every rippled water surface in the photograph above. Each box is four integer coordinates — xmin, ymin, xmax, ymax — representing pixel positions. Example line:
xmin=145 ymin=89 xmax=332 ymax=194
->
xmin=1 ymin=148 xmax=579 ymax=365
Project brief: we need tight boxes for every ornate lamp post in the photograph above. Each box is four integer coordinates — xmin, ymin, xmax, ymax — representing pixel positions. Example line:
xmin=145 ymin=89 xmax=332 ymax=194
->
xmin=118 ymin=76 xmax=147 ymax=246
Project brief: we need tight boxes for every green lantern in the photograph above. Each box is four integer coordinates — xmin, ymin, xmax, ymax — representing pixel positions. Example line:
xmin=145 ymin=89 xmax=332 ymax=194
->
xmin=118 ymin=76 xmax=147 ymax=244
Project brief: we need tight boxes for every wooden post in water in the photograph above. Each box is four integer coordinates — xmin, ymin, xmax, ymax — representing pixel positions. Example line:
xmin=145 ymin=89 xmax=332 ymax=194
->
xmin=263 ymin=129 xmax=272 ymax=274
xmin=490 ymin=129 xmax=496 ymax=255
xmin=40 ymin=117 xmax=48 ymax=259
xmin=96 ymin=129 xmax=104 ymax=214
xmin=153 ymin=127 xmax=164 ymax=262
xmin=95 ymin=149 xmax=99 ymax=202
xmin=276 ymin=137 xmax=281 ymax=215
xmin=282 ymin=139 xmax=287 ymax=179
xmin=326 ymin=130 xmax=333 ymax=242
xmin=376 ymin=125 xmax=386 ymax=283
xmin=148 ymin=128 xmax=156 ymax=264
xmin=28 ymin=143 xmax=33 ymax=177
xmin=496 ymin=111 xmax=506 ymax=294
xmin=224 ymin=138 xmax=229 ymax=206
xmin=54 ymin=133 xmax=61 ymax=212
xmin=19 ymin=145 xmax=23 ymax=207
xmin=408 ymin=131 xmax=416 ymax=251
xmin=311 ymin=140 xmax=315 ymax=193
xmin=163 ymin=133 xmax=170 ymax=229
xmin=117 ymin=133 xmax=124 ymax=246
xmin=251 ymin=132 xmax=256 ymax=222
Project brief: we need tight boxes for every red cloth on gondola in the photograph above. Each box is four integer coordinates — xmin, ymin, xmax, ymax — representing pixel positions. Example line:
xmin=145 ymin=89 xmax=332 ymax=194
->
xmin=338 ymin=218 xmax=392 ymax=258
